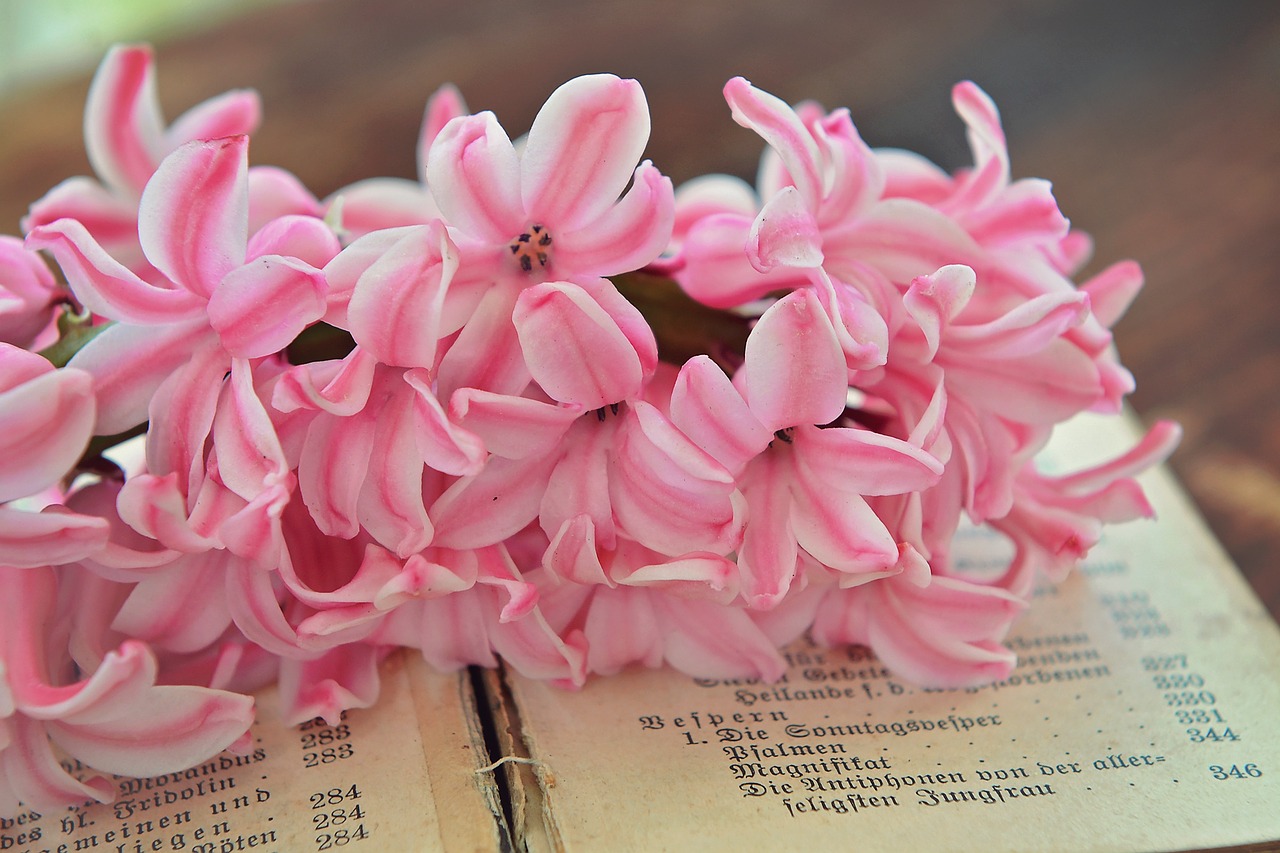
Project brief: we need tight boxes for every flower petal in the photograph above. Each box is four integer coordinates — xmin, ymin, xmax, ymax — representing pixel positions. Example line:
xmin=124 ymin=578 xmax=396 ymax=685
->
xmin=208 ymin=255 xmax=327 ymax=358
xmin=0 ymin=506 xmax=109 ymax=568
xmin=25 ymin=219 xmax=206 ymax=324
xmin=514 ymin=281 xmax=645 ymax=408
xmin=555 ymin=161 xmax=674 ymax=277
xmin=139 ymin=136 xmax=249 ymax=298
xmin=748 ymin=185 xmax=824 ymax=272
xmin=83 ymin=44 xmax=164 ymax=195
xmin=427 ymin=112 xmax=524 ymax=242
xmin=670 ymin=355 xmax=771 ymax=473
xmin=742 ymin=288 xmax=847 ymax=432
xmin=67 ymin=319 xmax=212 ymax=435
xmin=347 ymin=222 xmax=457 ymax=369
xmin=0 ymin=355 xmax=95 ymax=503
xmin=723 ymin=77 xmax=822 ymax=208
xmin=165 ymin=87 xmax=261 ymax=149
xmin=521 ymin=74 xmax=651 ymax=231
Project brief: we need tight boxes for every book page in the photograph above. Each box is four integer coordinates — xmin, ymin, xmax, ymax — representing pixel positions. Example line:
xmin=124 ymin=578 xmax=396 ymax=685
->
xmin=5 ymin=652 xmax=503 ymax=853
xmin=499 ymin=414 xmax=1280 ymax=853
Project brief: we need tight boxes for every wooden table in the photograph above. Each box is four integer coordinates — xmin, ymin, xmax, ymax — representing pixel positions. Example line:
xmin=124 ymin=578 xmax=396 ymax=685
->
xmin=2 ymin=0 xmax=1277 ymax=617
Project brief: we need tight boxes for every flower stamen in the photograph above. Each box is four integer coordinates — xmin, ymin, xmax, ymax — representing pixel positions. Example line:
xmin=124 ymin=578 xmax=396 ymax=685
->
xmin=509 ymin=224 xmax=552 ymax=273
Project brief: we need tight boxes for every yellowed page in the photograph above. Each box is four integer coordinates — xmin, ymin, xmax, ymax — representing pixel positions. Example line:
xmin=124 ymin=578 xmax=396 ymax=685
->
xmin=9 ymin=651 xmax=502 ymax=853
xmin=501 ymin=414 xmax=1280 ymax=853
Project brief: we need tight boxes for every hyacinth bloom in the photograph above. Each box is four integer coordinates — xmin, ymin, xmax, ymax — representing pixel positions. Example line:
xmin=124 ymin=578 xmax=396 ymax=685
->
xmin=670 ymin=289 xmax=943 ymax=609
xmin=0 ymin=238 xmax=64 ymax=349
xmin=23 ymin=44 xmax=262 ymax=273
xmin=0 ymin=43 xmax=1182 ymax=815
xmin=0 ymin=567 xmax=254 ymax=813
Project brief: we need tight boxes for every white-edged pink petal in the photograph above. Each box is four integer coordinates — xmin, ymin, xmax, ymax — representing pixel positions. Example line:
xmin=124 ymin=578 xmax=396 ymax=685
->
xmin=404 ymin=369 xmax=486 ymax=476
xmin=115 ymin=472 xmax=218 ymax=553
xmin=212 ymin=360 xmax=289 ymax=501
xmin=736 ymin=455 xmax=799 ymax=609
xmin=419 ymin=83 xmax=469 ymax=183
xmin=0 ymin=235 xmax=60 ymax=348
xmin=580 ymin=587 xmax=661 ymax=674
xmin=671 ymin=173 xmax=758 ymax=246
xmin=794 ymin=424 xmax=943 ymax=495
xmin=903 ymin=264 xmax=977 ymax=361
xmin=788 ymin=467 xmax=899 ymax=575
xmin=669 ymin=355 xmax=771 ymax=473
xmin=677 ymin=212 xmax=802 ymax=308
xmin=111 ymin=552 xmax=234 ymax=652
xmin=25 ymin=219 xmax=207 ymax=323
xmin=611 ymin=402 xmax=743 ymax=556
xmin=273 ymin=349 xmax=377 ymax=416
xmin=723 ymin=77 xmax=822 ymax=208
xmin=521 ymin=74 xmax=651 ymax=231
xmin=434 ymin=283 xmax=532 ymax=398
xmin=276 ymin=645 xmax=381 ymax=727
xmin=47 ymin=677 xmax=254 ymax=778
xmin=825 ymin=198 xmax=981 ymax=284
xmin=514 ymin=281 xmax=644 ymax=408
xmin=1080 ymin=259 xmax=1143 ymax=328
xmin=299 ymin=408 xmax=377 ymax=540
xmin=0 ymin=356 xmax=95 ymax=503
xmin=748 ymin=186 xmax=823 ymax=272
xmin=657 ymin=596 xmax=788 ymax=681
xmin=451 ymin=389 xmax=580 ymax=459
xmin=544 ymin=515 xmax=612 ymax=586
xmin=429 ymin=453 xmax=558 ymax=550
xmin=21 ymin=177 xmax=140 ymax=255
xmin=66 ymin=318 xmax=212 ymax=434
xmin=246 ymin=214 xmax=341 ymax=267
xmin=347 ymin=222 xmax=457 ymax=369
xmin=356 ymin=383 xmax=434 ymax=557
xmin=165 ymin=87 xmax=261 ymax=149
xmin=139 ymin=136 xmax=249 ymax=298
xmin=554 ymin=161 xmax=674 ymax=276
xmin=1 ymin=716 xmax=116 ymax=810
xmin=427 ymin=112 xmax=524 ymax=242
xmin=247 ymin=165 xmax=323 ymax=230
xmin=83 ymin=44 xmax=164 ymax=195
xmin=0 ymin=506 xmax=108 ymax=568
xmin=950 ymin=80 xmax=1009 ymax=203
xmin=742 ymin=288 xmax=847 ymax=432
xmin=325 ymin=178 xmax=436 ymax=239
xmin=208 ymin=255 xmax=326 ymax=358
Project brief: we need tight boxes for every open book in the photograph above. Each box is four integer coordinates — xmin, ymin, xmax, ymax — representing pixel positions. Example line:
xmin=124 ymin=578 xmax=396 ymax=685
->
xmin=8 ymin=413 xmax=1280 ymax=853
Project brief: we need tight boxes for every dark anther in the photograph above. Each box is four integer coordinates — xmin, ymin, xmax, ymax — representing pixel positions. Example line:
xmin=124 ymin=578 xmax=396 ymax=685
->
xmin=538 ymin=231 xmax=552 ymax=246
xmin=773 ymin=428 xmax=794 ymax=444
xmin=509 ymin=244 xmax=520 ymax=254
xmin=519 ymin=255 xmax=533 ymax=272
xmin=517 ymin=232 xmax=531 ymax=243
xmin=610 ymin=403 xmax=620 ymax=415
xmin=596 ymin=408 xmax=607 ymax=422
xmin=536 ymin=251 xmax=549 ymax=266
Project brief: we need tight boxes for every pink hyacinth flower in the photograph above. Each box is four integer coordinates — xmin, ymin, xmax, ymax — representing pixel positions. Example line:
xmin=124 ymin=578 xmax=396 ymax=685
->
xmin=27 ymin=135 xmax=337 ymax=436
xmin=428 ymin=73 xmax=673 ymax=283
xmin=24 ymin=44 xmax=262 ymax=273
xmin=0 ymin=567 xmax=253 ymax=813
xmin=671 ymin=289 xmax=943 ymax=608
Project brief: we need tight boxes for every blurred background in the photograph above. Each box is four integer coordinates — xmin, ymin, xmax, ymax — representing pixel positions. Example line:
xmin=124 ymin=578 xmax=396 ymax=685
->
xmin=1 ymin=0 xmax=1277 ymax=616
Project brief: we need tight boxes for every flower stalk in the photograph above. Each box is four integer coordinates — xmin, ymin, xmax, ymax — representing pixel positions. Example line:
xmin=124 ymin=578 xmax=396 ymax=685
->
xmin=0 ymin=44 xmax=1180 ymax=815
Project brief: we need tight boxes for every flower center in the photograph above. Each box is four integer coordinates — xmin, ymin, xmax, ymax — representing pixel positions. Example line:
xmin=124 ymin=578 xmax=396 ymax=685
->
xmin=769 ymin=428 xmax=795 ymax=449
xmin=509 ymin=224 xmax=552 ymax=273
